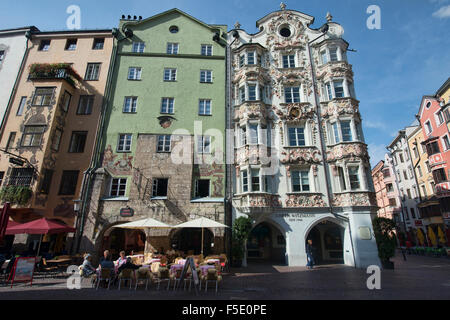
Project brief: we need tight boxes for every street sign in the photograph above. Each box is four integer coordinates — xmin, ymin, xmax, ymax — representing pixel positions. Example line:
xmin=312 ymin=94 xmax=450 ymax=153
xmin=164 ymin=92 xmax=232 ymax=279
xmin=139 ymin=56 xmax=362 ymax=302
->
xmin=120 ymin=207 xmax=134 ymax=217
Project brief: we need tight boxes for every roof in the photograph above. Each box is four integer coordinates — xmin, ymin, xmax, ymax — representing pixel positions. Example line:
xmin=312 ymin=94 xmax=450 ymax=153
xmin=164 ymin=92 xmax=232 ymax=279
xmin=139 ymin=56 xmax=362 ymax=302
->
xmin=33 ymin=29 xmax=113 ymax=37
xmin=436 ymin=77 xmax=450 ymax=97
xmin=121 ymin=8 xmax=225 ymax=33
xmin=0 ymin=26 xmax=39 ymax=36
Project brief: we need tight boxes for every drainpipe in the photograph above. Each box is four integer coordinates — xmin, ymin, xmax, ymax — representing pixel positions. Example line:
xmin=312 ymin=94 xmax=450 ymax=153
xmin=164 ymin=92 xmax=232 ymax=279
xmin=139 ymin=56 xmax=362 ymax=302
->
xmin=307 ymin=28 xmax=357 ymax=267
xmin=0 ymin=30 xmax=33 ymax=142
xmin=74 ymin=33 xmax=119 ymax=253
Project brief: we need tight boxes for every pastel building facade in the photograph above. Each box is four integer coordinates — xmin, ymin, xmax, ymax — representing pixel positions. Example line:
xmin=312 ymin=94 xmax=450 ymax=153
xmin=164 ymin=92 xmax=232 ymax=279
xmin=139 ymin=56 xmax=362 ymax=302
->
xmin=228 ymin=7 xmax=380 ymax=268
xmin=372 ymin=159 xmax=402 ymax=221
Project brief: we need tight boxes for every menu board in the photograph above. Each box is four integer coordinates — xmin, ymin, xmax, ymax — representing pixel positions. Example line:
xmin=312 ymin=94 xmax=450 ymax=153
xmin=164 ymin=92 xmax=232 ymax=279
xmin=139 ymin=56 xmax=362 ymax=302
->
xmin=10 ymin=257 xmax=36 ymax=287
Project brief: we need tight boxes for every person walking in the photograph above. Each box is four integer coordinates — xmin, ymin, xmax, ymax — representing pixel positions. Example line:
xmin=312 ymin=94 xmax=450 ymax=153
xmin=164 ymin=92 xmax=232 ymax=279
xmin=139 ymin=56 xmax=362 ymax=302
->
xmin=306 ymin=239 xmax=315 ymax=269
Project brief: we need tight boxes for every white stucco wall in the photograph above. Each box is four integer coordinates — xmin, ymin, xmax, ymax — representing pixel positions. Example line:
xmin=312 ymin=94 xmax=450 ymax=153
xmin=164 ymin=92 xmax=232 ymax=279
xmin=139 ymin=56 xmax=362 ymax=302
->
xmin=0 ymin=31 xmax=28 ymax=126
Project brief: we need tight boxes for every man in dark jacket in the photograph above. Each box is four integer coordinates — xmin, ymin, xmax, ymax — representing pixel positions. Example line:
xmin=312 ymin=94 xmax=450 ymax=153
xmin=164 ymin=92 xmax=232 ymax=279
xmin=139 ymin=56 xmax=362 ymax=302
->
xmin=306 ymin=240 xmax=315 ymax=269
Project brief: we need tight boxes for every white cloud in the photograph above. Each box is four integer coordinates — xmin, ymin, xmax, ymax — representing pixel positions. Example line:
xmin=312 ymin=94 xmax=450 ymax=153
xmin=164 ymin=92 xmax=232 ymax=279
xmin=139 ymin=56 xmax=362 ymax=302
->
xmin=367 ymin=143 xmax=388 ymax=168
xmin=432 ymin=5 xmax=450 ymax=18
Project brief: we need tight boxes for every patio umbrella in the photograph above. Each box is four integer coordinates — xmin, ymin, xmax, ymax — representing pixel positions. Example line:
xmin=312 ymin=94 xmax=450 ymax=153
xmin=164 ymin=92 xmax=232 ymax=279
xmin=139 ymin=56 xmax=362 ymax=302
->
xmin=416 ymin=228 xmax=425 ymax=246
xmin=427 ymin=226 xmax=437 ymax=247
xmin=172 ymin=217 xmax=229 ymax=255
xmin=6 ymin=217 xmax=76 ymax=256
xmin=437 ymin=226 xmax=446 ymax=245
xmin=0 ymin=203 xmax=11 ymax=242
xmin=114 ymin=218 xmax=172 ymax=229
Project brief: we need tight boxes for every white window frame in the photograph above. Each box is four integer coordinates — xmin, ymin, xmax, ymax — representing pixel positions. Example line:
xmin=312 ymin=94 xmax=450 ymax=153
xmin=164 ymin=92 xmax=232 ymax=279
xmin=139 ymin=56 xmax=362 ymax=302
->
xmin=435 ymin=110 xmax=445 ymax=127
xmin=161 ymin=98 xmax=174 ymax=114
xmin=442 ymin=134 xmax=450 ymax=151
xmin=291 ymin=169 xmax=311 ymax=193
xmin=110 ymin=178 xmax=127 ymax=197
xmin=17 ymin=96 xmax=27 ymax=116
xmin=167 ymin=43 xmax=179 ymax=54
xmin=117 ymin=134 xmax=132 ymax=152
xmin=282 ymin=54 xmax=295 ymax=68
xmin=157 ymin=135 xmax=171 ymax=152
xmin=201 ymin=44 xmax=213 ymax=56
xmin=123 ymin=97 xmax=138 ymax=113
xmin=132 ymin=42 xmax=145 ymax=53
xmin=164 ymin=68 xmax=177 ymax=81
xmin=284 ymin=86 xmax=301 ymax=103
xmin=128 ymin=67 xmax=142 ymax=80
xmin=200 ymin=70 xmax=213 ymax=83
xmin=199 ymin=99 xmax=212 ymax=116
xmin=424 ymin=120 xmax=432 ymax=135
xmin=287 ymin=126 xmax=306 ymax=147
xmin=197 ymin=135 xmax=211 ymax=154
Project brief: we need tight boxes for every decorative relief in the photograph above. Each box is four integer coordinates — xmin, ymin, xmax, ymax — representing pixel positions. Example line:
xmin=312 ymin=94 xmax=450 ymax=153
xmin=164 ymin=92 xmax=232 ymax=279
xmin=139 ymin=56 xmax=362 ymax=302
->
xmin=316 ymin=61 xmax=353 ymax=80
xmin=102 ymin=145 xmax=133 ymax=175
xmin=272 ymin=103 xmax=315 ymax=121
xmin=280 ymin=147 xmax=321 ymax=164
xmin=321 ymin=99 xmax=359 ymax=118
xmin=236 ymin=145 xmax=271 ymax=166
xmin=246 ymin=193 xmax=282 ymax=208
xmin=326 ymin=143 xmax=369 ymax=162
xmin=332 ymin=192 xmax=377 ymax=207
xmin=285 ymin=194 xmax=326 ymax=207
xmin=234 ymin=103 xmax=267 ymax=121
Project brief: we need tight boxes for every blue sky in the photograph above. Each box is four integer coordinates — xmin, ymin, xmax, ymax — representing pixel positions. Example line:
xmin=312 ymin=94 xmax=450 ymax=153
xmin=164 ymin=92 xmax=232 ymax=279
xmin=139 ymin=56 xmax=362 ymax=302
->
xmin=1 ymin=0 xmax=449 ymax=167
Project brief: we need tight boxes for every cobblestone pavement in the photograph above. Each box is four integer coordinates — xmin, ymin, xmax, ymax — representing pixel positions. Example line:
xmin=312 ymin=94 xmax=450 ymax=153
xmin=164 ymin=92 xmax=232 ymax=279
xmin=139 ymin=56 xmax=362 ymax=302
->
xmin=1 ymin=253 xmax=449 ymax=300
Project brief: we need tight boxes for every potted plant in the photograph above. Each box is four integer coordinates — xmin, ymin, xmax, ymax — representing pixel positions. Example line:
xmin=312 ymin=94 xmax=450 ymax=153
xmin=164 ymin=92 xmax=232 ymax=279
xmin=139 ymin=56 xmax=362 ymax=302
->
xmin=231 ymin=216 xmax=252 ymax=268
xmin=373 ymin=217 xmax=397 ymax=269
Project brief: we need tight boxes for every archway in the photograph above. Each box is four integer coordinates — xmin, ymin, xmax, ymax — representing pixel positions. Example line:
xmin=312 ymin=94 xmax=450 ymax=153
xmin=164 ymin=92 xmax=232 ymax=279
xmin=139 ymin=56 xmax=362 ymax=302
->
xmin=101 ymin=227 xmax=146 ymax=259
xmin=306 ymin=220 xmax=344 ymax=265
xmin=170 ymin=228 xmax=214 ymax=256
xmin=247 ymin=222 xmax=286 ymax=263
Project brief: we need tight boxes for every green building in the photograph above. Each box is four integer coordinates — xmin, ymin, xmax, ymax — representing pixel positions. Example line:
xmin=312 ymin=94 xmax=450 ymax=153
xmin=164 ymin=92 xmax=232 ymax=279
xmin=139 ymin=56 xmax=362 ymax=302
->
xmin=79 ymin=9 xmax=228 ymax=259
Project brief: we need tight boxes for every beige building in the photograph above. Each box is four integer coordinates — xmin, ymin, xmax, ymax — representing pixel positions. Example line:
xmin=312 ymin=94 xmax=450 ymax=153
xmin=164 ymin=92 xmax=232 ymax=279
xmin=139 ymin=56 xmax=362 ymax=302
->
xmin=0 ymin=29 xmax=113 ymax=242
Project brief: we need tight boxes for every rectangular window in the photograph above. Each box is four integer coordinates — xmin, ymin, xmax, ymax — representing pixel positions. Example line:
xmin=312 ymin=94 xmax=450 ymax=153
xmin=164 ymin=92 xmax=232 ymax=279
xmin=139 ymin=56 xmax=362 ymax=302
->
xmin=425 ymin=121 xmax=432 ymax=135
xmin=38 ymin=40 xmax=51 ymax=51
xmin=0 ymin=171 xmax=5 ymax=187
xmin=341 ymin=121 xmax=353 ymax=142
xmin=132 ymin=42 xmax=145 ymax=53
xmin=85 ymin=63 xmax=101 ymax=81
xmin=332 ymin=122 xmax=340 ymax=144
xmin=264 ymin=175 xmax=272 ymax=193
xmin=321 ymin=50 xmax=328 ymax=64
xmin=251 ymin=169 xmax=260 ymax=192
xmin=167 ymin=43 xmax=179 ymax=54
xmin=410 ymin=208 xmax=416 ymax=219
xmin=348 ymin=166 xmax=360 ymax=190
xmin=93 ymin=38 xmax=105 ymax=50
xmin=117 ymin=134 xmax=132 ymax=152
xmin=0 ymin=50 xmax=4 ymax=62
xmin=5 ymin=132 xmax=16 ymax=151
xmin=436 ymin=111 xmax=445 ymax=126
xmin=282 ymin=55 xmax=295 ymax=68
xmin=442 ymin=135 xmax=450 ymax=151
xmin=68 ymin=131 xmax=87 ymax=153
xmin=388 ymin=198 xmax=396 ymax=207
xmin=288 ymin=127 xmax=305 ymax=146
xmin=247 ymin=52 xmax=255 ymax=65
xmin=239 ymin=55 xmax=245 ymax=68
xmin=200 ymin=70 xmax=212 ymax=83
xmin=433 ymin=168 xmax=447 ymax=184
xmin=240 ymin=127 xmax=247 ymax=146
xmin=16 ymin=96 xmax=27 ymax=116
xmin=292 ymin=170 xmax=310 ymax=192
xmin=157 ymin=135 xmax=171 ymax=152
xmin=249 ymin=124 xmax=258 ymax=144
xmin=51 ymin=128 xmax=62 ymax=151
xmin=333 ymin=80 xmax=344 ymax=98
xmin=65 ymin=39 xmax=77 ymax=51
xmin=199 ymin=99 xmax=211 ymax=115
xmin=77 ymin=95 xmax=94 ymax=115
xmin=164 ymin=68 xmax=177 ymax=81
xmin=239 ymin=87 xmax=246 ymax=103
xmin=426 ymin=141 xmax=440 ymax=156
xmin=39 ymin=169 xmax=54 ymax=194
xmin=418 ymin=165 xmax=423 ymax=177
xmin=123 ymin=97 xmax=138 ymax=113
xmin=406 ymin=189 xmax=412 ymax=199
xmin=248 ymin=85 xmax=257 ymax=101
xmin=329 ymin=48 xmax=338 ymax=61
xmin=8 ymin=168 xmax=34 ymax=186
xmin=197 ymin=136 xmax=211 ymax=154
xmin=325 ymin=82 xmax=333 ymax=100
xmin=21 ymin=126 xmax=45 ymax=147
xmin=201 ymin=45 xmax=213 ymax=56
xmin=32 ymin=88 xmax=53 ymax=106
xmin=399 ymin=153 xmax=404 ymax=163
xmin=403 ymin=170 xmax=408 ymax=180
xmin=386 ymin=183 xmax=394 ymax=193
xmin=195 ymin=179 xmax=210 ymax=198
xmin=242 ymin=170 xmax=248 ymax=193
xmin=284 ymin=87 xmax=300 ymax=103
xmin=128 ymin=67 xmax=142 ymax=80
xmin=61 ymin=90 xmax=72 ymax=112
xmin=413 ymin=147 xmax=419 ymax=158
xmin=161 ymin=98 xmax=174 ymax=114
xmin=110 ymin=178 xmax=127 ymax=197
xmin=152 ymin=178 xmax=168 ymax=197
xmin=59 ymin=170 xmax=79 ymax=195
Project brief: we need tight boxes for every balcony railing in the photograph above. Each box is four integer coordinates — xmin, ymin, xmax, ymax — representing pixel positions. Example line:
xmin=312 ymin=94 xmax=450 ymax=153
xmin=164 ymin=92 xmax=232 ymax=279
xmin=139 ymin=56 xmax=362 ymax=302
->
xmin=28 ymin=63 xmax=81 ymax=87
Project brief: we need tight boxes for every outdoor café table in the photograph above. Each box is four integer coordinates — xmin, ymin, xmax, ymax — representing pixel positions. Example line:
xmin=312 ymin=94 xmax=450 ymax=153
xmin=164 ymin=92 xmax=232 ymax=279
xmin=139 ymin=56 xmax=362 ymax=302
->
xmin=199 ymin=265 xmax=216 ymax=276
xmin=170 ymin=264 xmax=184 ymax=275
xmin=148 ymin=258 xmax=161 ymax=264
xmin=206 ymin=259 xmax=220 ymax=264
xmin=45 ymin=258 xmax=72 ymax=266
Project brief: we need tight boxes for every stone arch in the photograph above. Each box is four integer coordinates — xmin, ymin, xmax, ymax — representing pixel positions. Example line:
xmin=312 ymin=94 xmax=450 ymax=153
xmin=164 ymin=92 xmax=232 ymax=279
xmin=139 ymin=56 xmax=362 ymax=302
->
xmin=247 ymin=219 xmax=287 ymax=264
xmin=92 ymin=221 xmax=133 ymax=260
xmin=169 ymin=227 xmax=215 ymax=256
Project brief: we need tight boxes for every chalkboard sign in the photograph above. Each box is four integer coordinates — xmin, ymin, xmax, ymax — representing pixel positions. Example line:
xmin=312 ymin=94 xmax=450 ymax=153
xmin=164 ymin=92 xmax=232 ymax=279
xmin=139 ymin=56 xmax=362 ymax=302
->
xmin=178 ymin=257 xmax=199 ymax=293
xmin=120 ymin=207 xmax=134 ymax=217
xmin=9 ymin=257 xmax=36 ymax=287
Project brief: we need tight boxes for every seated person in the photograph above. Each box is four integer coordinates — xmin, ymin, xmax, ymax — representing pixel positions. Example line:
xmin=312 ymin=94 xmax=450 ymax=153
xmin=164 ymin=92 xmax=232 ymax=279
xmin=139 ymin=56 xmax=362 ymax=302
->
xmin=81 ymin=254 xmax=96 ymax=277
xmin=115 ymin=251 xmax=127 ymax=268
xmin=117 ymin=257 xmax=141 ymax=274
xmin=99 ymin=250 xmax=114 ymax=270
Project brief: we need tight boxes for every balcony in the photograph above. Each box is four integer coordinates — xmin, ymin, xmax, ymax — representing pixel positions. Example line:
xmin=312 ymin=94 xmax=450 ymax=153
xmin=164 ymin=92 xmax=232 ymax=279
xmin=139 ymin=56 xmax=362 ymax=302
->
xmin=236 ymin=145 xmax=272 ymax=166
xmin=234 ymin=102 xmax=268 ymax=122
xmin=326 ymin=142 xmax=369 ymax=162
xmin=428 ymin=152 xmax=445 ymax=167
xmin=332 ymin=192 xmax=377 ymax=207
xmin=28 ymin=63 xmax=82 ymax=87
xmin=280 ymin=146 xmax=321 ymax=165
xmin=233 ymin=193 xmax=281 ymax=214
xmin=436 ymin=181 xmax=450 ymax=197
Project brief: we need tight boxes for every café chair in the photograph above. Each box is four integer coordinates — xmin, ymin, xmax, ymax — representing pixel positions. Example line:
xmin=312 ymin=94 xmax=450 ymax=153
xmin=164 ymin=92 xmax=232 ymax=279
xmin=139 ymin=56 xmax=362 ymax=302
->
xmin=96 ymin=268 xmax=113 ymax=290
xmin=155 ymin=266 xmax=171 ymax=290
xmin=118 ymin=269 xmax=134 ymax=290
xmin=203 ymin=268 xmax=222 ymax=294
xmin=135 ymin=267 xmax=152 ymax=291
